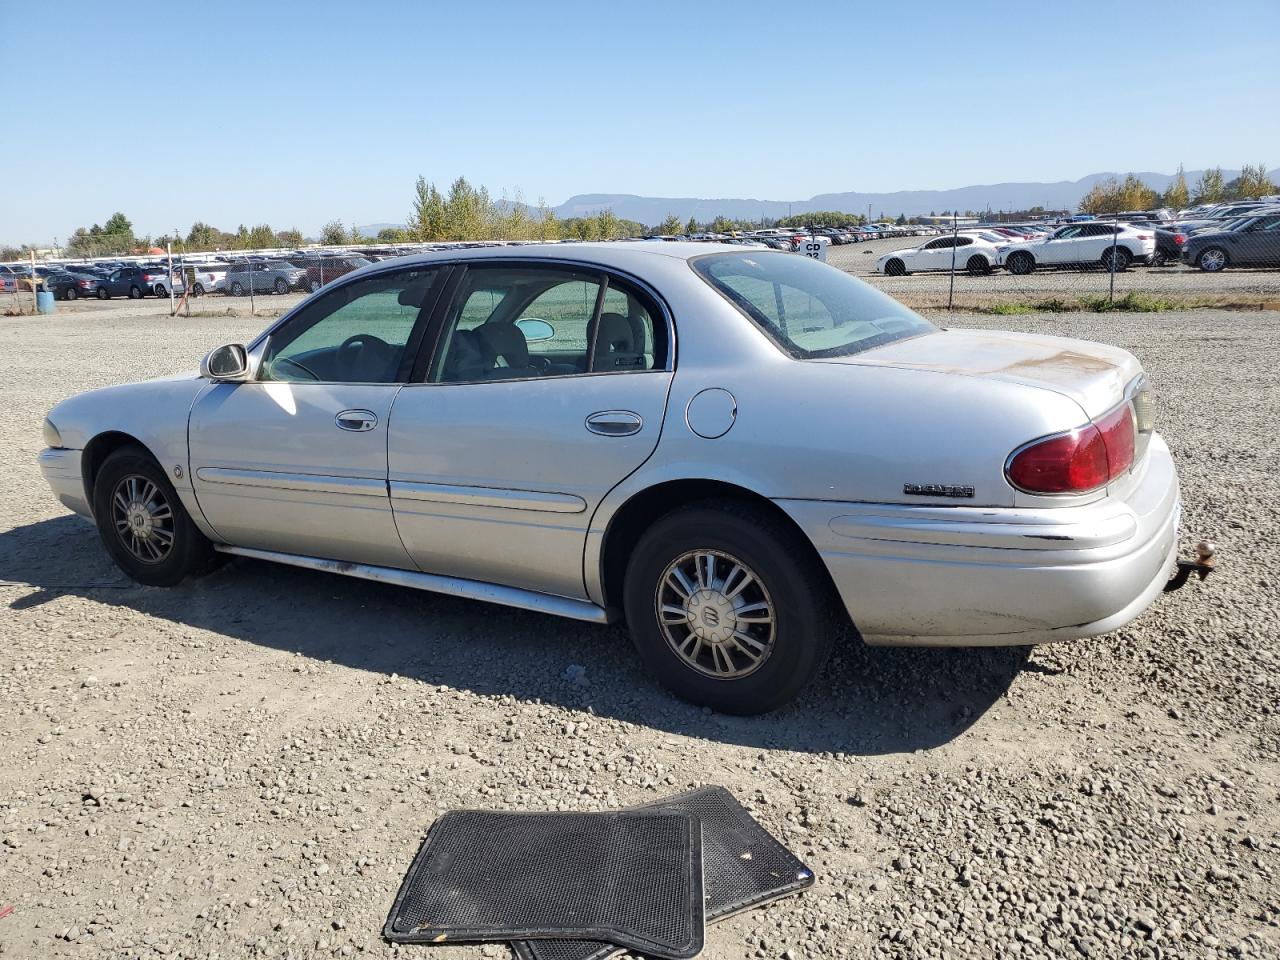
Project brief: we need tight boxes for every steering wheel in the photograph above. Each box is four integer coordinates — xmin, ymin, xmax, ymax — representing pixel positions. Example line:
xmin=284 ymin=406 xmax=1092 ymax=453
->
xmin=268 ymin=355 xmax=320 ymax=381
xmin=337 ymin=333 xmax=393 ymax=380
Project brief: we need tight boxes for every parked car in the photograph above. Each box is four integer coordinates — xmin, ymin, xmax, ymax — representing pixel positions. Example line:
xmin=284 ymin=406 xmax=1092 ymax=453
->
xmin=1180 ymin=212 xmax=1280 ymax=271
xmin=179 ymin=262 xmax=229 ymax=296
xmin=288 ymin=254 xmax=373 ymax=292
xmin=224 ymin=261 xmax=309 ymax=296
xmin=46 ymin=270 xmax=107 ymax=300
xmin=38 ymin=243 xmax=1189 ymax=714
xmin=99 ymin=266 xmax=171 ymax=299
xmin=0 ymin=265 xmax=19 ymax=293
xmin=997 ymin=223 xmax=1155 ymax=274
xmin=876 ymin=233 xmax=1000 ymax=276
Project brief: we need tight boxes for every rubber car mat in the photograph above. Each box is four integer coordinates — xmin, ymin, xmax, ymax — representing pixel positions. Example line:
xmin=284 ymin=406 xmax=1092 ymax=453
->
xmin=383 ymin=809 xmax=704 ymax=959
xmin=511 ymin=786 xmax=815 ymax=960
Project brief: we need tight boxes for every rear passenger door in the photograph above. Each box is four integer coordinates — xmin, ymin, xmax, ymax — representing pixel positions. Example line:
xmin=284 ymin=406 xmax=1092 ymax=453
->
xmin=387 ymin=262 xmax=674 ymax=600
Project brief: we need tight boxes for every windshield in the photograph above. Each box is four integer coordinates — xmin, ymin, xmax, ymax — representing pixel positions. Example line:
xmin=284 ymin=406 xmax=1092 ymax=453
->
xmin=692 ymin=251 xmax=935 ymax=359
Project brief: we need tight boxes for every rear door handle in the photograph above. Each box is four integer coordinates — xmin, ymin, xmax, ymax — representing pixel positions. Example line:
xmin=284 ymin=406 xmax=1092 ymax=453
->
xmin=335 ymin=409 xmax=378 ymax=432
xmin=585 ymin=410 xmax=643 ymax=437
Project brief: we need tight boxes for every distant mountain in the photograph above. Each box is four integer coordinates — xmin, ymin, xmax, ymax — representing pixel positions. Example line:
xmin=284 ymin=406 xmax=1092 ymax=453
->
xmin=549 ymin=169 xmax=1280 ymax=224
xmin=356 ymin=222 xmax=403 ymax=236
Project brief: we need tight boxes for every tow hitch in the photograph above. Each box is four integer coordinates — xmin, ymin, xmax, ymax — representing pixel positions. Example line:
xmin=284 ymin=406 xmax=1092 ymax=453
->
xmin=1165 ymin=540 xmax=1217 ymax=593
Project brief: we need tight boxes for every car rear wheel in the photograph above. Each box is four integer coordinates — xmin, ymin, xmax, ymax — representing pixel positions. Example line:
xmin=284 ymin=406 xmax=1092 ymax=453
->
xmin=623 ymin=501 xmax=836 ymax=715
xmin=97 ymin=287 xmax=109 ymax=300
xmin=1197 ymin=247 xmax=1228 ymax=272
xmin=128 ymin=285 xmax=142 ymax=299
xmin=154 ymin=284 xmax=167 ymax=297
xmin=884 ymin=258 xmax=906 ymax=276
xmin=1101 ymin=247 xmax=1131 ymax=272
xmin=92 ymin=446 xmax=213 ymax=587
xmin=1006 ymin=251 xmax=1035 ymax=275
xmin=65 ymin=286 xmax=78 ymax=301
xmin=310 ymin=279 xmax=321 ymax=292
xmin=966 ymin=255 xmax=991 ymax=276
xmin=274 ymin=277 xmax=288 ymax=295
xmin=192 ymin=283 xmax=204 ymax=296
xmin=230 ymin=282 xmax=245 ymax=297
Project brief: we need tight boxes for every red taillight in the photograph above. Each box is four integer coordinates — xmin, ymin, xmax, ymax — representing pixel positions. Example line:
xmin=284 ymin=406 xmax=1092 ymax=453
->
xmin=1007 ymin=404 xmax=1136 ymax=494
xmin=1174 ymin=234 xmax=1186 ymax=245
xmin=79 ymin=280 xmax=90 ymax=287
xmin=1096 ymin=403 xmax=1135 ymax=476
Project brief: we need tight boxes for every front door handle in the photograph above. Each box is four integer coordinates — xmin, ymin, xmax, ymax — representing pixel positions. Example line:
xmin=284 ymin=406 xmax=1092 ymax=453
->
xmin=585 ymin=410 xmax=643 ymax=437
xmin=335 ymin=409 xmax=378 ymax=432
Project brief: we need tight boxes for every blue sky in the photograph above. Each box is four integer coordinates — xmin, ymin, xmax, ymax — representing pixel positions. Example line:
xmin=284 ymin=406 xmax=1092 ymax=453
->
xmin=2 ymin=0 xmax=1277 ymax=244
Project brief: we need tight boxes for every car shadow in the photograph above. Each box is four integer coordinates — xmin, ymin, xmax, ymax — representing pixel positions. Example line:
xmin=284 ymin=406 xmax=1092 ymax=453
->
xmin=2 ymin=515 xmax=1030 ymax=756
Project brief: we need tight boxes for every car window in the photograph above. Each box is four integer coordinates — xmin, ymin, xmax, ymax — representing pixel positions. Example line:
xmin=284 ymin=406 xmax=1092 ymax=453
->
xmin=430 ymin=265 xmax=663 ymax=383
xmin=694 ymin=251 xmax=934 ymax=360
xmin=260 ymin=267 xmax=438 ymax=384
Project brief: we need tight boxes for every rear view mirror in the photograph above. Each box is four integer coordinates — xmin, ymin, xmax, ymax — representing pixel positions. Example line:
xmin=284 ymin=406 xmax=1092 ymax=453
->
xmin=201 ymin=343 xmax=249 ymax=381
xmin=515 ymin=317 xmax=555 ymax=342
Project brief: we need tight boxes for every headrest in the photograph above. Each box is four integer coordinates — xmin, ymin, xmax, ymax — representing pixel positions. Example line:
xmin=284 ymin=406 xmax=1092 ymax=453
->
xmin=442 ymin=329 xmax=486 ymax=381
xmin=596 ymin=312 xmax=635 ymax=352
xmin=476 ymin=322 xmax=529 ymax=368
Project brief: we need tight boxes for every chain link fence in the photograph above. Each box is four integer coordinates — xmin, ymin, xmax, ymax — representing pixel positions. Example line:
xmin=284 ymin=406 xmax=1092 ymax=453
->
xmin=5 ymin=199 xmax=1280 ymax=317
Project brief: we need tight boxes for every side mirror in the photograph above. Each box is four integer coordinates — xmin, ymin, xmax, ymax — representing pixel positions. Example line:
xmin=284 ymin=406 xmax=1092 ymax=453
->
xmin=515 ymin=317 xmax=555 ymax=342
xmin=201 ymin=343 xmax=250 ymax=381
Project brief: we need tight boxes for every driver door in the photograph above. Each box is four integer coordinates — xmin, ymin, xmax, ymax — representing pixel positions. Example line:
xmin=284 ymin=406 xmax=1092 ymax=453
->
xmin=187 ymin=265 xmax=444 ymax=568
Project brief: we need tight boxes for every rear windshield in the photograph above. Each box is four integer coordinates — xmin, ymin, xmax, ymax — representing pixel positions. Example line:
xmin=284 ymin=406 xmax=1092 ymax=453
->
xmin=691 ymin=251 xmax=935 ymax=359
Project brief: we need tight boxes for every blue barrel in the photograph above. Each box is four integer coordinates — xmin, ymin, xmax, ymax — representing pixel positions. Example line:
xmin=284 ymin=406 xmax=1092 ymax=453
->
xmin=36 ymin=290 xmax=56 ymax=314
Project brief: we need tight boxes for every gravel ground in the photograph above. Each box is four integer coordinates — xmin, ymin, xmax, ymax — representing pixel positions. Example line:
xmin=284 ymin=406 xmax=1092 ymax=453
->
xmin=1 ymin=304 xmax=1278 ymax=959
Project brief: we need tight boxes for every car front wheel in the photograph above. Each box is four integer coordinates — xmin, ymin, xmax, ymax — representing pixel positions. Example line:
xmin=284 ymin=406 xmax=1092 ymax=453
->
xmin=967 ymin=255 xmax=991 ymax=276
xmin=97 ymin=287 xmax=109 ymax=299
xmin=92 ymin=446 xmax=213 ymax=586
xmin=883 ymin=258 xmax=906 ymax=276
xmin=1006 ymin=251 xmax=1035 ymax=275
xmin=230 ymin=282 xmax=245 ymax=296
xmin=623 ymin=501 xmax=836 ymax=714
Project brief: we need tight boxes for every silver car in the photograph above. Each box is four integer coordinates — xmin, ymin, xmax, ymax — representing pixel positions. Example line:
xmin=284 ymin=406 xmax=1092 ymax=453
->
xmin=38 ymin=243 xmax=1186 ymax=714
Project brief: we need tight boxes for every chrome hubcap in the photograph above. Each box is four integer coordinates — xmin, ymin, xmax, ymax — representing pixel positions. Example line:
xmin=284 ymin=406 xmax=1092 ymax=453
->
xmin=656 ymin=549 xmax=775 ymax=679
xmin=1203 ymin=250 xmax=1224 ymax=270
xmin=111 ymin=475 xmax=175 ymax=564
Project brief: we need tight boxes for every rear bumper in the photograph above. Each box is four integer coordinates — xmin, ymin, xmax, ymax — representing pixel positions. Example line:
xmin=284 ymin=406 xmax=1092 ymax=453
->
xmin=776 ymin=434 xmax=1181 ymax=646
xmin=38 ymin=447 xmax=92 ymax=519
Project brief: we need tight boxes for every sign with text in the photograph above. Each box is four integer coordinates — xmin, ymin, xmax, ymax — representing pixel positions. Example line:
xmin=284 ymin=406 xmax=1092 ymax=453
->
xmin=798 ymin=236 xmax=829 ymax=261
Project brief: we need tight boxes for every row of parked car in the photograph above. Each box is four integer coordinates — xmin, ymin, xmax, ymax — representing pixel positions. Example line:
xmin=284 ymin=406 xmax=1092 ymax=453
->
xmin=870 ymin=198 xmax=1280 ymax=277
xmin=0 ymin=254 xmax=375 ymax=300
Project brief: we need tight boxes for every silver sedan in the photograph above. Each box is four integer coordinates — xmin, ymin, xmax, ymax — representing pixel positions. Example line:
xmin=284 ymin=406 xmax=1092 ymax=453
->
xmin=39 ymin=242 xmax=1184 ymax=713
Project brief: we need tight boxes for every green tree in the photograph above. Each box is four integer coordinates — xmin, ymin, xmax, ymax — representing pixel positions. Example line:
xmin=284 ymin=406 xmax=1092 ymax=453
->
xmin=247 ymin=224 xmax=276 ymax=248
xmin=710 ymin=215 xmax=734 ymax=233
xmin=232 ymin=224 xmax=252 ymax=249
xmin=1193 ymin=167 xmax=1225 ymax=204
xmin=686 ymin=215 xmax=698 ymax=234
xmin=186 ymin=222 xmax=220 ymax=249
xmin=597 ymin=208 xmax=620 ymax=240
xmin=377 ymin=226 xmax=409 ymax=242
xmin=658 ymin=214 xmax=683 ymax=235
xmin=1163 ymin=164 xmax=1190 ymax=210
xmin=320 ymin=220 xmax=347 ymax=245
xmin=537 ymin=200 xmax=561 ymax=241
xmin=276 ymin=227 xmax=304 ymax=247
xmin=1233 ymin=162 xmax=1276 ymax=199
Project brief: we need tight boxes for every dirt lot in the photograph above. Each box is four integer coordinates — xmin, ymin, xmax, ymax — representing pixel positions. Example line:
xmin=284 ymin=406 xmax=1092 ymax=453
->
xmin=1 ymin=302 xmax=1278 ymax=959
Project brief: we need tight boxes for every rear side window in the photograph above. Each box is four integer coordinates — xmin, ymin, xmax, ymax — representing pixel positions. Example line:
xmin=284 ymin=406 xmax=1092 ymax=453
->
xmin=692 ymin=251 xmax=934 ymax=360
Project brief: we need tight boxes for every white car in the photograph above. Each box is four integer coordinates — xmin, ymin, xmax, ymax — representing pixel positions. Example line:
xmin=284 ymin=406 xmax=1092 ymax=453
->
xmin=876 ymin=233 xmax=1000 ymax=276
xmin=998 ymin=223 xmax=1155 ymax=274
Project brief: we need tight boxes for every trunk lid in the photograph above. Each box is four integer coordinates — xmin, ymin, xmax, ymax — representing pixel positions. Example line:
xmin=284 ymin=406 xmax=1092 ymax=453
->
xmin=821 ymin=329 xmax=1141 ymax=419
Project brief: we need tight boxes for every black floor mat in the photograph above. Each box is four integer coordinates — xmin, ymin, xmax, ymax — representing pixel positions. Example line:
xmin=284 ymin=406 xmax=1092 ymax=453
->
xmin=383 ymin=809 xmax=705 ymax=959
xmin=511 ymin=786 xmax=814 ymax=960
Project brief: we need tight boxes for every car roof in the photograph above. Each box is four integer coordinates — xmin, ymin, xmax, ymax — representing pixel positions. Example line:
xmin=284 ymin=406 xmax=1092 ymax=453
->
xmin=344 ymin=241 xmax=749 ymax=278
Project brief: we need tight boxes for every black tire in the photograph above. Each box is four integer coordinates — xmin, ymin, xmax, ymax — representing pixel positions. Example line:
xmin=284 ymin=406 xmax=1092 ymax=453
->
xmin=230 ymin=282 xmax=245 ymax=297
xmin=1006 ymin=251 xmax=1035 ymax=275
xmin=310 ymin=278 xmax=321 ymax=293
xmin=192 ymin=283 xmax=204 ymax=296
xmin=128 ymin=285 xmax=142 ymax=299
xmin=1101 ymin=246 xmax=1131 ymax=272
xmin=154 ymin=284 xmax=167 ymax=298
xmin=273 ymin=277 xmax=288 ymax=295
xmin=1197 ymin=247 xmax=1228 ymax=272
xmin=966 ymin=255 xmax=991 ymax=276
xmin=622 ymin=500 xmax=837 ymax=714
xmin=97 ymin=287 xmax=109 ymax=300
xmin=883 ymin=258 xmax=906 ymax=277
xmin=65 ymin=286 xmax=78 ymax=301
xmin=91 ymin=446 xmax=213 ymax=587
